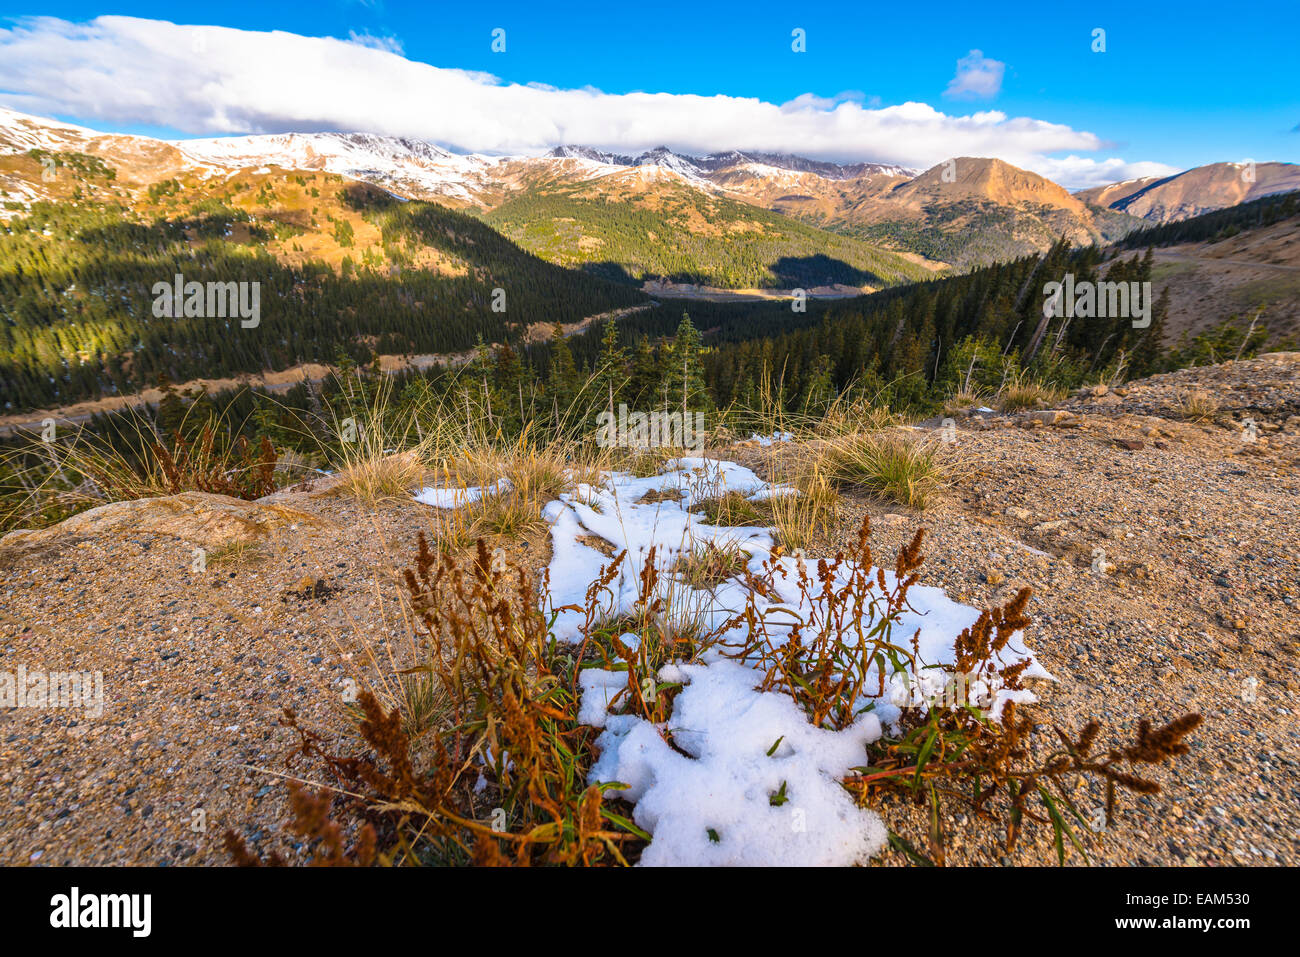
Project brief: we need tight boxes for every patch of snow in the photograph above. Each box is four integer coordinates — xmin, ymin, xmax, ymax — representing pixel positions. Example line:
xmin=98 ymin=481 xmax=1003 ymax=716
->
xmin=577 ymin=668 xmax=629 ymax=729
xmin=412 ymin=478 xmax=510 ymax=508
xmin=589 ymin=658 xmax=887 ymax=865
xmin=417 ymin=456 xmax=1049 ymax=865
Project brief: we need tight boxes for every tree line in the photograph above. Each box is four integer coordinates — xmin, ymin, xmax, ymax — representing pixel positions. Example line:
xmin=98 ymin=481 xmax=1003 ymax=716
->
xmin=0 ymin=193 xmax=642 ymax=411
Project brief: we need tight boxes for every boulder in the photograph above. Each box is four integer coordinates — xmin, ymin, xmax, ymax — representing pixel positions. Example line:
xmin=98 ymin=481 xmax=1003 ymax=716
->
xmin=0 ymin=491 xmax=321 ymax=558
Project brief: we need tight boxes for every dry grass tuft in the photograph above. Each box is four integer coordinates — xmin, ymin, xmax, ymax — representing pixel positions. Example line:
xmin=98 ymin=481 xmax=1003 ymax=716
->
xmin=205 ymin=539 xmax=266 ymax=568
xmin=623 ymin=446 xmax=678 ymax=478
xmin=336 ymin=450 xmax=426 ymax=502
xmin=942 ymin=389 xmax=989 ymax=418
xmin=434 ymin=431 xmax=597 ymax=541
xmin=326 ymin=377 xmax=435 ymax=503
xmin=767 ymin=464 xmax=839 ymax=551
xmin=1174 ymin=389 xmax=1220 ymax=423
xmin=692 ymin=490 xmax=766 ymax=527
xmin=673 ymin=539 xmax=750 ymax=589
xmin=994 ymin=374 xmax=1065 ymax=413
xmin=820 ymin=431 xmax=948 ymax=509
xmin=823 ymin=400 xmax=905 ymax=436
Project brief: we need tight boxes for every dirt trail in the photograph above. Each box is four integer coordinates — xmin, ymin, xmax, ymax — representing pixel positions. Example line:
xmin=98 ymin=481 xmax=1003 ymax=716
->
xmin=1156 ymin=249 xmax=1300 ymax=272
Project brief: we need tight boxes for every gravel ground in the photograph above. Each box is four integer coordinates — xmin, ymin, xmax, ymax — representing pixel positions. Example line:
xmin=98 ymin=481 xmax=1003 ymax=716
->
xmin=0 ymin=486 xmax=433 ymax=865
xmin=1 ymin=353 xmax=1296 ymax=866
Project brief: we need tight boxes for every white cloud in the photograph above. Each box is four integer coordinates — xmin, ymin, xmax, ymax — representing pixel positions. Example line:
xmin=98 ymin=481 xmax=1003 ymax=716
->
xmin=0 ymin=16 xmax=1166 ymax=188
xmin=1030 ymin=155 xmax=1181 ymax=191
xmin=346 ymin=30 xmax=403 ymax=55
xmin=944 ymin=50 xmax=1005 ymax=100
xmin=780 ymin=90 xmax=880 ymax=112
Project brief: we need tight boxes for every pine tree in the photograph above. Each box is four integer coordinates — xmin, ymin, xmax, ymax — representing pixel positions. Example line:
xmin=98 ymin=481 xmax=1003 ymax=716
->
xmin=493 ymin=341 xmax=524 ymax=431
xmin=1130 ymin=286 xmax=1169 ymax=375
xmin=546 ymin=322 xmax=581 ymax=424
xmin=800 ymin=354 xmax=836 ymax=416
xmin=465 ymin=334 xmax=496 ymax=428
xmin=593 ymin=318 xmax=628 ymax=420
xmin=627 ymin=334 xmax=662 ymax=407
xmin=665 ymin=311 xmax=709 ymax=413
xmin=155 ymin=373 xmax=186 ymax=440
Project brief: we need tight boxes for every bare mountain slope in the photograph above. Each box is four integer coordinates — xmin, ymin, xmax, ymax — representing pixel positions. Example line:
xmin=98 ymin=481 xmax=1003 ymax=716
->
xmin=1078 ymin=161 xmax=1300 ymax=223
xmin=891 ymin=156 xmax=1089 ymax=212
xmin=830 ymin=157 xmax=1141 ymax=268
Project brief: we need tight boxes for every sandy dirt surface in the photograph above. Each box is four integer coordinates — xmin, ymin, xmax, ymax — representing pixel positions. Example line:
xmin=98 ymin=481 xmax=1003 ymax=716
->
xmin=1 ymin=354 xmax=1297 ymax=866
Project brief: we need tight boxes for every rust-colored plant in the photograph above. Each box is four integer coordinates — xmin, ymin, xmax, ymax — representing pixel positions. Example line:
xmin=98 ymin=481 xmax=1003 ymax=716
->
xmin=228 ymin=513 xmax=1202 ymax=868
xmin=229 ymin=535 xmax=643 ymax=866
xmin=729 ymin=516 xmax=926 ymax=730
xmin=727 ymin=514 xmax=1202 ymax=864
xmin=816 ymin=527 xmax=1204 ymax=865
xmin=153 ymin=426 xmax=278 ymax=499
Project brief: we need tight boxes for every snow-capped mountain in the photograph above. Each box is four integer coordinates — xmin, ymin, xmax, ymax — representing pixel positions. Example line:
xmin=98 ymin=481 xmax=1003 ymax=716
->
xmin=546 ymin=145 xmax=635 ymax=166
xmin=4 ymin=106 xmax=1294 ymax=270
xmin=629 ymin=146 xmax=711 ymax=181
xmin=0 ymin=104 xmax=919 ymax=212
xmin=701 ymin=151 xmax=917 ymax=180
xmin=173 ymin=131 xmax=507 ymax=203
xmin=542 ymin=143 xmax=918 ymax=182
xmin=0 ymin=106 xmax=101 ymax=152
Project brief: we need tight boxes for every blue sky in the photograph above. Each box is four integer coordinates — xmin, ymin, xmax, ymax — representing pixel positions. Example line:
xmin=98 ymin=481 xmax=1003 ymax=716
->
xmin=2 ymin=2 xmax=1296 ymax=186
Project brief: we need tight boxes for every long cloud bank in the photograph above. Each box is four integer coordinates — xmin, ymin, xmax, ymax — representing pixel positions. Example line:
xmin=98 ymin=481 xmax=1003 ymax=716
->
xmin=0 ymin=16 xmax=1178 ymax=188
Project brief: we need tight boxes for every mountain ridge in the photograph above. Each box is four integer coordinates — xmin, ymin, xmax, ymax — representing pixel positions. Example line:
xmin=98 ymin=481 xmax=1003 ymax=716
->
xmin=1075 ymin=161 xmax=1300 ymax=222
xmin=4 ymin=107 xmax=1297 ymax=273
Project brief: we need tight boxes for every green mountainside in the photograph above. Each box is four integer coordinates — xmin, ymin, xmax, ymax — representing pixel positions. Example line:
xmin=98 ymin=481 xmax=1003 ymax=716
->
xmin=481 ymin=181 xmax=934 ymax=289
xmin=0 ymin=160 xmax=642 ymax=411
